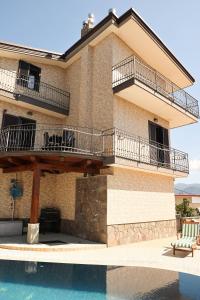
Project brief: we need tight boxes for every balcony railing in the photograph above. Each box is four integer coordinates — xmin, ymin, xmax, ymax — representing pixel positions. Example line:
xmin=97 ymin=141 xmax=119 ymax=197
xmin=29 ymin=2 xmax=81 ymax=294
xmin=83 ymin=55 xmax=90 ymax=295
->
xmin=0 ymin=124 xmax=103 ymax=155
xmin=0 ymin=67 xmax=70 ymax=115
xmin=0 ymin=124 xmax=189 ymax=173
xmin=112 ymin=56 xmax=199 ymax=118
xmin=103 ymin=128 xmax=189 ymax=173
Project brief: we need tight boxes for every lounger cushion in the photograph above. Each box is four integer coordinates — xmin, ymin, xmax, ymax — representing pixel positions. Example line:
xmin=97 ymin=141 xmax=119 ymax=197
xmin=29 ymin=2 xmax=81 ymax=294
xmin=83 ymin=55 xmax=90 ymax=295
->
xmin=172 ymin=237 xmax=196 ymax=249
xmin=182 ymin=223 xmax=199 ymax=237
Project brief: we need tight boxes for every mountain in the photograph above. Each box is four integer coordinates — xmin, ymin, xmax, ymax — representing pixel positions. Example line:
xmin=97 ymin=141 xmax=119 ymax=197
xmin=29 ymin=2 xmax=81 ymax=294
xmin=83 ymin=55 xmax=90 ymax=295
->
xmin=175 ymin=183 xmax=200 ymax=195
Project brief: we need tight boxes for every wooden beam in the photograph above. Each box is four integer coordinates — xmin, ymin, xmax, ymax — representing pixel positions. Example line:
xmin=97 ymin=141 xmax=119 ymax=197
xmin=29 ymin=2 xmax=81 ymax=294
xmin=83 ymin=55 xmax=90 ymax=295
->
xmin=3 ymin=163 xmax=34 ymax=173
xmin=38 ymin=162 xmax=84 ymax=173
xmin=30 ymin=156 xmax=38 ymax=162
xmin=2 ymin=157 xmax=102 ymax=174
xmin=30 ymin=165 xmax=41 ymax=224
xmin=7 ymin=157 xmax=22 ymax=166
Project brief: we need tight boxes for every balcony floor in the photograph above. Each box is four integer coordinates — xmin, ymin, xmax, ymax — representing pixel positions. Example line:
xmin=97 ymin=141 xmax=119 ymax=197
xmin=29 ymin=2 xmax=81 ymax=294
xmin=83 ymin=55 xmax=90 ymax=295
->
xmin=105 ymin=155 xmax=188 ymax=178
xmin=113 ymin=78 xmax=198 ymax=128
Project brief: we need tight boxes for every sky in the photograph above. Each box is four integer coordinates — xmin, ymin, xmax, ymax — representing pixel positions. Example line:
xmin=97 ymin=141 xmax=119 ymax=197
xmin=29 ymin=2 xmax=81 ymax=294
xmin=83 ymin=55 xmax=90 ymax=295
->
xmin=1 ymin=0 xmax=200 ymax=184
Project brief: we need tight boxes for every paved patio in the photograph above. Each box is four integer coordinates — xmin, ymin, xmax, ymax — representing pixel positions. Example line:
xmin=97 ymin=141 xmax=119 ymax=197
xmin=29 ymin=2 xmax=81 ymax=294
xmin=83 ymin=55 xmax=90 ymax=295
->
xmin=0 ymin=233 xmax=106 ymax=251
xmin=0 ymin=235 xmax=200 ymax=276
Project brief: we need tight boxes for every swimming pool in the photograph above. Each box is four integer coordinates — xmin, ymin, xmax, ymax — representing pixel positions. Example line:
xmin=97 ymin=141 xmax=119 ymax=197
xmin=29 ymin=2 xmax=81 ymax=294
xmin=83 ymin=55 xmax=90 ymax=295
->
xmin=0 ymin=260 xmax=199 ymax=299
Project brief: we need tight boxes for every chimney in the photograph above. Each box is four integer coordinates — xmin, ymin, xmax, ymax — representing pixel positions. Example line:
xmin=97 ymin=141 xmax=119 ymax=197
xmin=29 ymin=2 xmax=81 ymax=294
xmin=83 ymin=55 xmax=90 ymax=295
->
xmin=81 ymin=13 xmax=95 ymax=37
xmin=108 ymin=8 xmax=117 ymax=17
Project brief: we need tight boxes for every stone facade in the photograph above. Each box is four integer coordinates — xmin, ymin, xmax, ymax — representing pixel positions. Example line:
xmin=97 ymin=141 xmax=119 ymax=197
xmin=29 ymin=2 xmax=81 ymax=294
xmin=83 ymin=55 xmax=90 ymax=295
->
xmin=107 ymin=219 xmax=177 ymax=246
xmin=61 ymin=175 xmax=107 ymax=243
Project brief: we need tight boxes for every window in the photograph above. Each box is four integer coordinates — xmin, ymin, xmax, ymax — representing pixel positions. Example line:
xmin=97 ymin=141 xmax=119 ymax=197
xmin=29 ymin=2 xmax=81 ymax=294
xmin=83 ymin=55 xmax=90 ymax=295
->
xmin=17 ymin=60 xmax=41 ymax=92
xmin=148 ymin=121 xmax=170 ymax=166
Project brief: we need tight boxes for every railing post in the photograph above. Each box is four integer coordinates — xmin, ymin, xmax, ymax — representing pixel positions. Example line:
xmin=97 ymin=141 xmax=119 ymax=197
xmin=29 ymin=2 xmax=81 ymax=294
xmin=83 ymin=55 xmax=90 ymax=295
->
xmin=133 ymin=56 xmax=136 ymax=78
xmin=154 ymin=71 xmax=157 ymax=91
xmin=102 ymin=130 xmax=104 ymax=155
xmin=171 ymin=83 xmax=174 ymax=102
xmin=6 ymin=128 xmax=10 ymax=151
xmin=186 ymin=153 xmax=189 ymax=173
xmin=138 ymin=136 xmax=141 ymax=162
xmin=113 ymin=128 xmax=116 ymax=156
xmin=173 ymin=149 xmax=176 ymax=170
xmin=185 ymin=92 xmax=188 ymax=110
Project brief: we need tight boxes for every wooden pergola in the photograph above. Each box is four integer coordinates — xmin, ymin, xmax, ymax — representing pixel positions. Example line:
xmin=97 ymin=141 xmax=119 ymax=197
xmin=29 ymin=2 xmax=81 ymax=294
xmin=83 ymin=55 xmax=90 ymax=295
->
xmin=0 ymin=152 xmax=104 ymax=242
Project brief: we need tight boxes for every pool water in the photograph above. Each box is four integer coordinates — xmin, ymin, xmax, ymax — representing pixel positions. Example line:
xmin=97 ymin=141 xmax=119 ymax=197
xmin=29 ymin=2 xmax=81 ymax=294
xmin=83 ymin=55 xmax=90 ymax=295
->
xmin=0 ymin=260 xmax=199 ymax=300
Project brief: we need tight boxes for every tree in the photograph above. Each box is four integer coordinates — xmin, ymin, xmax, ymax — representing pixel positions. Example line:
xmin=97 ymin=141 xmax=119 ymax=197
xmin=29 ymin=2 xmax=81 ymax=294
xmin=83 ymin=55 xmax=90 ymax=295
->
xmin=176 ymin=198 xmax=197 ymax=217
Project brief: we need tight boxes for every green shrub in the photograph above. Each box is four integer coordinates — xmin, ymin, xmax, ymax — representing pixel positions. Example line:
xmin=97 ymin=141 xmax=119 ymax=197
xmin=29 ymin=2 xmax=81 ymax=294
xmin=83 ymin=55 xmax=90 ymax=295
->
xmin=176 ymin=198 xmax=197 ymax=217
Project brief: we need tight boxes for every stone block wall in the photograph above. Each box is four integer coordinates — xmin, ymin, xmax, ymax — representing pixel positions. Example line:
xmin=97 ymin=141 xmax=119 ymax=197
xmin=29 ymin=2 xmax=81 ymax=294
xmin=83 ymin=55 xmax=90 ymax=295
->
xmin=107 ymin=219 xmax=177 ymax=246
xmin=105 ymin=167 xmax=177 ymax=246
xmin=61 ymin=175 xmax=107 ymax=243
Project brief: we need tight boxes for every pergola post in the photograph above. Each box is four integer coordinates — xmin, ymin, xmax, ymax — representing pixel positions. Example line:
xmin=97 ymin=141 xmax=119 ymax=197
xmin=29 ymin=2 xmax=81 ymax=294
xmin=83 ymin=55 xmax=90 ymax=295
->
xmin=27 ymin=165 xmax=41 ymax=244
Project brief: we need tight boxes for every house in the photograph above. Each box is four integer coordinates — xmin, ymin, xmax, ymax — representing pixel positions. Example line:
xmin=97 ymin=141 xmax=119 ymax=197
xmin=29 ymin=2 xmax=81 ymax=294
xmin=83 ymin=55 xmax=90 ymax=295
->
xmin=0 ymin=8 xmax=198 ymax=246
xmin=175 ymin=194 xmax=200 ymax=211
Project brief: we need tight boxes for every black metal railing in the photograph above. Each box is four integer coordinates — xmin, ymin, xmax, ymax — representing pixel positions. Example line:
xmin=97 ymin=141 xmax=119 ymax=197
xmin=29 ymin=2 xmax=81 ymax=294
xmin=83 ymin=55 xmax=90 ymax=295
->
xmin=112 ymin=56 xmax=199 ymax=118
xmin=0 ymin=124 xmax=189 ymax=173
xmin=0 ymin=67 xmax=70 ymax=114
xmin=0 ymin=124 xmax=103 ymax=155
xmin=103 ymin=128 xmax=189 ymax=173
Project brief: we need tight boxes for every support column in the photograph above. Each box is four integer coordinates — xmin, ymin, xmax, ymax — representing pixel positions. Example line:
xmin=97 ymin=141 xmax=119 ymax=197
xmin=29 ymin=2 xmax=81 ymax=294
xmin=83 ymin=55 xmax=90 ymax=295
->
xmin=27 ymin=165 xmax=41 ymax=244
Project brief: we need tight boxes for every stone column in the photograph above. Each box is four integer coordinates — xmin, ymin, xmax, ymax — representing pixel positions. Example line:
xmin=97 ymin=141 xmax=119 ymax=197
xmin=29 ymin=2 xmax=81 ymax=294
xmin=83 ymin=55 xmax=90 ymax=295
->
xmin=27 ymin=165 xmax=41 ymax=244
xmin=27 ymin=223 xmax=40 ymax=244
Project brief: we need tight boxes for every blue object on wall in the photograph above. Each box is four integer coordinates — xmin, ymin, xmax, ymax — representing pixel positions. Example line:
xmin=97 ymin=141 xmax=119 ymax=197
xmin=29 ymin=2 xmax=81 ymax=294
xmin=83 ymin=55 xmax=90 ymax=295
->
xmin=10 ymin=179 xmax=23 ymax=200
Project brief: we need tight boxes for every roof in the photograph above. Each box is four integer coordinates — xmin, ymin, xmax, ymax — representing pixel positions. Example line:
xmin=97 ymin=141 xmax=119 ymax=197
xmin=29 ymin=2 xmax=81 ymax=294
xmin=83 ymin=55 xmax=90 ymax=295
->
xmin=60 ymin=8 xmax=195 ymax=83
xmin=175 ymin=194 xmax=200 ymax=197
xmin=0 ymin=41 xmax=61 ymax=60
xmin=0 ymin=8 xmax=195 ymax=83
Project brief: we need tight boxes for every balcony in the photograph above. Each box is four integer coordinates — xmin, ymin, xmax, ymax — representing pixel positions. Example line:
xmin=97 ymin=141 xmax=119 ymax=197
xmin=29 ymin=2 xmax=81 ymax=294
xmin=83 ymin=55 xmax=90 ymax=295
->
xmin=0 ymin=124 xmax=189 ymax=176
xmin=103 ymin=128 xmax=189 ymax=175
xmin=112 ymin=56 xmax=199 ymax=128
xmin=0 ymin=67 xmax=70 ymax=116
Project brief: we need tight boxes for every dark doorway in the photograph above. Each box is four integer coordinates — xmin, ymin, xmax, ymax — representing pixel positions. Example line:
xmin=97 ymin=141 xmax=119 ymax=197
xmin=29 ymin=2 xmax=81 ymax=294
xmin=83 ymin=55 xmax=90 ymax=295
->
xmin=1 ymin=113 xmax=36 ymax=151
xmin=148 ymin=121 xmax=170 ymax=167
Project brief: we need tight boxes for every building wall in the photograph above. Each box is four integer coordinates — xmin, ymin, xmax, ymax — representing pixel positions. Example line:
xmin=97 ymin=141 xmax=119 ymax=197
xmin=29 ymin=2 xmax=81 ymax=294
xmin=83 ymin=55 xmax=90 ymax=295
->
xmin=112 ymin=34 xmax=134 ymax=65
xmin=0 ymin=57 xmax=18 ymax=72
xmin=111 ymin=34 xmax=170 ymax=140
xmin=0 ymin=57 xmax=66 ymax=91
xmin=106 ymin=167 xmax=176 ymax=245
xmin=107 ymin=167 xmax=175 ymax=225
xmin=64 ymin=59 xmax=81 ymax=126
xmin=0 ymin=101 xmax=62 ymax=127
xmin=55 ymin=172 xmax=81 ymax=220
xmin=114 ymin=95 xmax=169 ymax=138
xmin=0 ymin=170 xmax=56 ymax=219
xmin=0 ymin=168 xmax=82 ymax=222
xmin=91 ymin=36 xmax=114 ymax=130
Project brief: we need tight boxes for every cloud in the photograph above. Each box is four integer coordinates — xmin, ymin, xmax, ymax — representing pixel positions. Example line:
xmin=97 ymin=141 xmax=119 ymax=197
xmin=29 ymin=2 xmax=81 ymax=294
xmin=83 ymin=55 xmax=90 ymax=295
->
xmin=190 ymin=160 xmax=200 ymax=171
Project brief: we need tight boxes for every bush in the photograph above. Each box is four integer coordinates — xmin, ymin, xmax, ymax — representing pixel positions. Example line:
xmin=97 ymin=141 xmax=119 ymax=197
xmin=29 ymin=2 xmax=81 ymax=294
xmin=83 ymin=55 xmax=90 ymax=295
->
xmin=176 ymin=198 xmax=197 ymax=217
